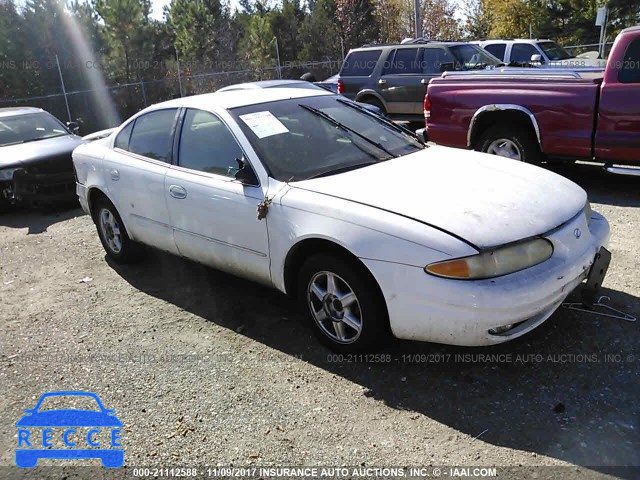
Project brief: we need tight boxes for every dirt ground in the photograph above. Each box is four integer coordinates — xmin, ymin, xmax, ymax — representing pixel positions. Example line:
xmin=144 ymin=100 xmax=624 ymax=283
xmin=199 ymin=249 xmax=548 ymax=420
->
xmin=0 ymin=163 xmax=638 ymax=480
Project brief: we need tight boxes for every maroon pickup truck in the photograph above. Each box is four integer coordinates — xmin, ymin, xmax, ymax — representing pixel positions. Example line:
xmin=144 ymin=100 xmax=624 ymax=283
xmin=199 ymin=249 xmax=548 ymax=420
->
xmin=424 ymin=26 xmax=640 ymax=175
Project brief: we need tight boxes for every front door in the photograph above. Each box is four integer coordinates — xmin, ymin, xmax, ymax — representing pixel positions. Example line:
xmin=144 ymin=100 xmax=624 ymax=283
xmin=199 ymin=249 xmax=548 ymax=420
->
xmin=165 ymin=108 xmax=271 ymax=285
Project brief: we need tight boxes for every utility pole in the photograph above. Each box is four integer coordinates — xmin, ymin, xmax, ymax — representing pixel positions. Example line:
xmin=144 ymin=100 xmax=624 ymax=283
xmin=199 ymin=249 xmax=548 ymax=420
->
xmin=176 ymin=51 xmax=184 ymax=97
xmin=55 ymin=55 xmax=72 ymax=123
xmin=275 ymin=37 xmax=282 ymax=79
xmin=414 ymin=0 xmax=422 ymax=39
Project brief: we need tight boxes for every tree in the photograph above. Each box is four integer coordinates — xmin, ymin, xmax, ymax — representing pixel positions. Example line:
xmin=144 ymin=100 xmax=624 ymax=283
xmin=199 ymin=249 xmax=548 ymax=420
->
xmin=420 ymin=0 xmax=463 ymax=40
xmin=335 ymin=0 xmax=379 ymax=51
xmin=298 ymin=0 xmax=342 ymax=61
xmin=242 ymin=14 xmax=276 ymax=78
xmin=375 ymin=0 xmax=411 ymax=43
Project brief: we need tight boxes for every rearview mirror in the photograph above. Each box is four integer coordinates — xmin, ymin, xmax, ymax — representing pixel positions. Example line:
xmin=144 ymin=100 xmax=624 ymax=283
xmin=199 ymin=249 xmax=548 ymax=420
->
xmin=233 ymin=158 xmax=259 ymax=186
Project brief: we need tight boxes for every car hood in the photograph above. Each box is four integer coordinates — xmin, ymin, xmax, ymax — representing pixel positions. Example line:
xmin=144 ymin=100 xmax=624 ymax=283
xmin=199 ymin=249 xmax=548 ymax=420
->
xmin=0 ymin=134 xmax=84 ymax=170
xmin=291 ymin=146 xmax=586 ymax=248
xmin=16 ymin=409 xmax=123 ymax=427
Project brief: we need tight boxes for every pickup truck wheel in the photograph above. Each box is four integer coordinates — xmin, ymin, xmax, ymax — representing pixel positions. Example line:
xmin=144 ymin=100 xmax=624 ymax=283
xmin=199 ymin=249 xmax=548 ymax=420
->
xmin=477 ymin=125 xmax=541 ymax=164
xmin=94 ymin=197 xmax=143 ymax=263
xmin=298 ymin=253 xmax=390 ymax=353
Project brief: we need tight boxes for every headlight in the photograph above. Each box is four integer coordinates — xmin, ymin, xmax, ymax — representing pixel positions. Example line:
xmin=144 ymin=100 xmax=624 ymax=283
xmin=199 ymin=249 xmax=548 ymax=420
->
xmin=425 ymin=238 xmax=554 ymax=280
xmin=0 ymin=168 xmax=19 ymax=181
xmin=583 ymin=201 xmax=592 ymax=227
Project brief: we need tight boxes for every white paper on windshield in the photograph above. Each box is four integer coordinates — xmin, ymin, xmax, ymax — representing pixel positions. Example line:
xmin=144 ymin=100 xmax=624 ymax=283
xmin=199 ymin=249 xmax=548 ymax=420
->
xmin=239 ymin=111 xmax=289 ymax=139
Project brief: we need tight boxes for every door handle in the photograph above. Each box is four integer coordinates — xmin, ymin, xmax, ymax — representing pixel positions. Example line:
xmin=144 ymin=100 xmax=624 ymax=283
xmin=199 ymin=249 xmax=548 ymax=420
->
xmin=109 ymin=169 xmax=120 ymax=181
xmin=169 ymin=185 xmax=187 ymax=199
xmin=378 ymin=79 xmax=387 ymax=85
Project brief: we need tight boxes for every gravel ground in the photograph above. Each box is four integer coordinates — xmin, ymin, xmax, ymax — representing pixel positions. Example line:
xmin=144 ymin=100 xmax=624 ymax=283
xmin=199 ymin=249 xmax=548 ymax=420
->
xmin=0 ymin=163 xmax=638 ymax=480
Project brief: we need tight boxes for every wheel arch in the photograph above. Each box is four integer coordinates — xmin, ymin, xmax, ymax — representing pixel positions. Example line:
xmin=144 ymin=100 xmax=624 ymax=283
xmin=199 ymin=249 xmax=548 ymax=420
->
xmin=468 ymin=105 xmax=543 ymax=152
xmin=86 ymin=188 xmax=133 ymax=241
xmin=354 ymin=90 xmax=387 ymax=109
xmin=283 ymin=237 xmax=384 ymax=304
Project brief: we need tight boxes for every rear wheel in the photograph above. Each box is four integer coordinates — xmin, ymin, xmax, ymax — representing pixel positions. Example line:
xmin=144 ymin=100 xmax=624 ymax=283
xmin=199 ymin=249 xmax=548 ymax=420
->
xmin=298 ymin=253 xmax=390 ymax=352
xmin=94 ymin=196 xmax=143 ymax=263
xmin=359 ymin=97 xmax=387 ymax=116
xmin=477 ymin=125 xmax=541 ymax=164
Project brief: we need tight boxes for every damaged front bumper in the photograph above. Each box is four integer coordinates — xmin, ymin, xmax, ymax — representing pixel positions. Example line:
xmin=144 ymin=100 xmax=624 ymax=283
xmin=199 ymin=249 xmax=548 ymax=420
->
xmin=3 ymin=169 xmax=76 ymax=207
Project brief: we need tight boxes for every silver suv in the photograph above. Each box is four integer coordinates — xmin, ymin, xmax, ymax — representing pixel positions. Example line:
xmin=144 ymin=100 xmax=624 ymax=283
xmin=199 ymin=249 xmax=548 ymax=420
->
xmin=337 ymin=41 xmax=502 ymax=122
xmin=472 ymin=39 xmax=606 ymax=68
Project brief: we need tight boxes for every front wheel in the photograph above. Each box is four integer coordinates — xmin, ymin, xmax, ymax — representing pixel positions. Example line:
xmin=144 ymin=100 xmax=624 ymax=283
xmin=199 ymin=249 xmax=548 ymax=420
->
xmin=476 ymin=125 xmax=541 ymax=164
xmin=298 ymin=253 xmax=390 ymax=352
xmin=94 ymin=197 xmax=143 ymax=263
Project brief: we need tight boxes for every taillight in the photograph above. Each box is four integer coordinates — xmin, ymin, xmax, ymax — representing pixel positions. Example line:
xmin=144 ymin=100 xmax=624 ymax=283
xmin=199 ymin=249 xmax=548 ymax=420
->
xmin=337 ymin=78 xmax=344 ymax=94
xmin=424 ymin=93 xmax=431 ymax=121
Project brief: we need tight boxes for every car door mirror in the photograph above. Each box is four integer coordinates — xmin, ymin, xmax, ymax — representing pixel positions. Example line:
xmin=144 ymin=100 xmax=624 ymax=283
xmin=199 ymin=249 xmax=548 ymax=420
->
xmin=415 ymin=128 xmax=427 ymax=145
xmin=233 ymin=158 xmax=259 ymax=186
xmin=439 ymin=62 xmax=455 ymax=73
xmin=530 ymin=54 xmax=543 ymax=64
xmin=66 ymin=121 xmax=80 ymax=134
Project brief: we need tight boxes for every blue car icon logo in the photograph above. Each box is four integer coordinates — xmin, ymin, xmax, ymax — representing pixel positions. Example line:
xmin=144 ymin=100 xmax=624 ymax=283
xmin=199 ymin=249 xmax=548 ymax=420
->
xmin=16 ymin=391 xmax=123 ymax=468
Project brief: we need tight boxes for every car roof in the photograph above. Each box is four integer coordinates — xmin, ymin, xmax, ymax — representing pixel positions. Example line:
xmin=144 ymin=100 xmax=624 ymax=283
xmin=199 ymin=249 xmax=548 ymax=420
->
xmin=351 ymin=41 xmax=473 ymax=52
xmin=145 ymin=88 xmax=333 ymax=113
xmin=477 ymin=39 xmax=553 ymax=43
xmin=0 ymin=106 xmax=44 ymax=118
xmin=217 ymin=79 xmax=325 ymax=92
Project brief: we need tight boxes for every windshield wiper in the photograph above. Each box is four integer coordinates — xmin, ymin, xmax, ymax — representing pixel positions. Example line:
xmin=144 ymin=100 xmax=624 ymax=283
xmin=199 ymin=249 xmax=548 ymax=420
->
xmin=335 ymin=98 xmax=423 ymax=140
xmin=299 ymin=104 xmax=396 ymax=158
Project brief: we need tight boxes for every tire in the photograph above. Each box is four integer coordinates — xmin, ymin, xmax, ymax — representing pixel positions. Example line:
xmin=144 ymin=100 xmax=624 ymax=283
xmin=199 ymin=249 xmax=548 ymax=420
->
xmin=476 ymin=124 xmax=541 ymax=164
xmin=93 ymin=196 xmax=143 ymax=263
xmin=297 ymin=253 xmax=390 ymax=353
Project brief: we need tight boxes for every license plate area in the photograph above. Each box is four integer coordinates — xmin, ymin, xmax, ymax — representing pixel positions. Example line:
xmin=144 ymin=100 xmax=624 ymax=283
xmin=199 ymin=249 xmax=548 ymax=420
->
xmin=581 ymin=247 xmax=611 ymax=306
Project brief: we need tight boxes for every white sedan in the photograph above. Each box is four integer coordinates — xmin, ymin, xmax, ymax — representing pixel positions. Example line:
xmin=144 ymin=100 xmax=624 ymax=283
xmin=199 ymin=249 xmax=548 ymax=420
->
xmin=72 ymin=88 xmax=610 ymax=352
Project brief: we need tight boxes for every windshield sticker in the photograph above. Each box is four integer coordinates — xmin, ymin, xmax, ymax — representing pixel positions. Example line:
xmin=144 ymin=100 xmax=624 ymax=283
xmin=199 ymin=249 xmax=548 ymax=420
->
xmin=239 ymin=111 xmax=289 ymax=139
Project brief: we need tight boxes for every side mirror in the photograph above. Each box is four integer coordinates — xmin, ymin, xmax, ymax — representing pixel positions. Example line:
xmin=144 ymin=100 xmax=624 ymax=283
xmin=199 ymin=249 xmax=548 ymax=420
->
xmin=530 ymin=54 xmax=543 ymax=64
xmin=233 ymin=158 xmax=259 ymax=186
xmin=415 ymin=128 xmax=427 ymax=145
xmin=439 ymin=62 xmax=455 ymax=73
xmin=66 ymin=121 xmax=80 ymax=134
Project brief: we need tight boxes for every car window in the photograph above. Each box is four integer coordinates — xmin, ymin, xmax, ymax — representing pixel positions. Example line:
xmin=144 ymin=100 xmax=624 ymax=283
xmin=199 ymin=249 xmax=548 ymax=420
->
xmin=0 ymin=112 xmax=68 ymax=147
xmin=619 ymin=38 xmax=640 ymax=84
xmin=114 ymin=121 xmax=133 ymax=150
xmin=340 ymin=50 xmax=382 ymax=77
xmin=382 ymin=48 xmax=421 ymax=74
xmin=231 ymin=96 xmax=423 ymax=181
xmin=485 ymin=43 xmax=507 ymax=61
xmin=127 ymin=109 xmax=178 ymax=162
xmin=537 ymin=41 xmax=572 ymax=60
xmin=422 ymin=47 xmax=456 ymax=74
xmin=449 ymin=44 xmax=501 ymax=69
xmin=511 ymin=43 xmax=541 ymax=64
xmin=178 ymin=109 xmax=244 ymax=177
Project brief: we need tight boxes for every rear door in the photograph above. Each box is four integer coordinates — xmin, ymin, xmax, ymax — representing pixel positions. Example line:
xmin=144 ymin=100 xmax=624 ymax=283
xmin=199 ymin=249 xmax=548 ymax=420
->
xmin=339 ymin=49 xmax=383 ymax=100
xmin=595 ymin=37 xmax=640 ymax=163
xmin=377 ymin=47 xmax=426 ymax=115
xmin=103 ymin=108 xmax=179 ymax=254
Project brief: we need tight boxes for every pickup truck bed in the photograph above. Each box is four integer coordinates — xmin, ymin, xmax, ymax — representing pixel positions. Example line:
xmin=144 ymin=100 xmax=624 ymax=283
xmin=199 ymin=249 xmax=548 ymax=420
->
xmin=424 ymin=26 xmax=640 ymax=172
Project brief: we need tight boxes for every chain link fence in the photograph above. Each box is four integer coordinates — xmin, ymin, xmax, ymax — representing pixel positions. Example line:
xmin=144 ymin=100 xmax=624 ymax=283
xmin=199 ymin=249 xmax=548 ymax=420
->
xmin=0 ymin=59 xmax=342 ymax=135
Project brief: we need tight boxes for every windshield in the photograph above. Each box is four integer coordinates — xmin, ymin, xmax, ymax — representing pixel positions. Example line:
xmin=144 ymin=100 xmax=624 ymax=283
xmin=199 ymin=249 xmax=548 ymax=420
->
xmin=449 ymin=44 xmax=502 ymax=69
xmin=0 ymin=112 xmax=69 ymax=147
xmin=230 ymin=96 xmax=423 ymax=181
xmin=537 ymin=41 xmax=573 ymax=60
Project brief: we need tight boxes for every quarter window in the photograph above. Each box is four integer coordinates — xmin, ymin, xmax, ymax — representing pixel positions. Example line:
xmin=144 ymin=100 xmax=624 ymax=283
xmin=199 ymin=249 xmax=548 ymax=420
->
xmin=340 ymin=50 xmax=382 ymax=77
xmin=619 ymin=38 xmax=640 ymax=84
xmin=178 ymin=109 xmax=244 ymax=177
xmin=114 ymin=121 xmax=133 ymax=150
xmin=127 ymin=109 xmax=178 ymax=162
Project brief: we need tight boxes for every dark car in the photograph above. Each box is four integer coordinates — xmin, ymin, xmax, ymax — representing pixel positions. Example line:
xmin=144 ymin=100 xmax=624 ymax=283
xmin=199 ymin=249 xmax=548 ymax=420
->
xmin=0 ymin=107 xmax=84 ymax=211
xmin=337 ymin=40 xmax=503 ymax=122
